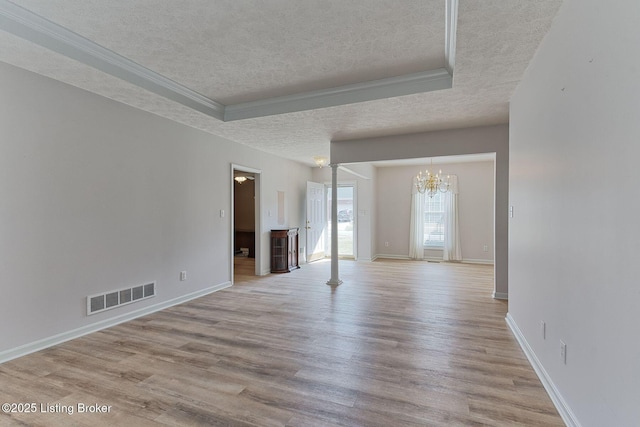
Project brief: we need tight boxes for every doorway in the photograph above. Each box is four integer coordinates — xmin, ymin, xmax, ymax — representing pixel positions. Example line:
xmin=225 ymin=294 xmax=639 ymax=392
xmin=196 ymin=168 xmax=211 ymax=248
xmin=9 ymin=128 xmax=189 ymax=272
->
xmin=231 ymin=165 xmax=261 ymax=283
xmin=326 ymin=183 xmax=356 ymax=259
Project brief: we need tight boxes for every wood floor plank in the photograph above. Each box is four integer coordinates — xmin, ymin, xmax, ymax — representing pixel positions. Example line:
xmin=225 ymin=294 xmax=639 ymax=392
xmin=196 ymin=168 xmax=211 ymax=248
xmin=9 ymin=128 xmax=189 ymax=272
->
xmin=0 ymin=259 xmax=563 ymax=426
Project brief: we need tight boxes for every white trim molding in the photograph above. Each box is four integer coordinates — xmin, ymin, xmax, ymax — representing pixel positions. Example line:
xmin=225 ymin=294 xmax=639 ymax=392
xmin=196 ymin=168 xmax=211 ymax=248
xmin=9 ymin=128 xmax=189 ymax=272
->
xmin=0 ymin=0 xmax=225 ymax=120
xmin=462 ymin=258 xmax=494 ymax=265
xmin=231 ymin=163 xmax=263 ymax=280
xmin=0 ymin=0 xmax=456 ymax=122
xmin=375 ymin=254 xmax=411 ymax=260
xmin=0 ymin=281 xmax=231 ymax=365
xmin=376 ymin=254 xmax=494 ymax=267
xmin=445 ymin=0 xmax=459 ymax=74
xmin=224 ymin=69 xmax=452 ymax=121
xmin=492 ymin=291 xmax=508 ymax=300
xmin=506 ymin=313 xmax=582 ymax=427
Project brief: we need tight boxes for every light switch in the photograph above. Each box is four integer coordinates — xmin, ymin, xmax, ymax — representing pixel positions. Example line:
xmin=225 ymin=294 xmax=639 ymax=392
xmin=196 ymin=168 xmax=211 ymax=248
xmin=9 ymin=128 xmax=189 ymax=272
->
xmin=220 ymin=209 xmax=225 ymax=218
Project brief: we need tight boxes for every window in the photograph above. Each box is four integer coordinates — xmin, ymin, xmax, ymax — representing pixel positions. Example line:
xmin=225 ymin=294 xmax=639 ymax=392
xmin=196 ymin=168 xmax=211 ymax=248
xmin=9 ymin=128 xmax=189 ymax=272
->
xmin=423 ymin=192 xmax=445 ymax=247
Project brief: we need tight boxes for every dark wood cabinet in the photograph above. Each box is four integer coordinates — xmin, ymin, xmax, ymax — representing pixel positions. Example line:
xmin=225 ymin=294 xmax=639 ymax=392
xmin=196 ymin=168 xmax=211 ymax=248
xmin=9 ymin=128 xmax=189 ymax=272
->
xmin=271 ymin=228 xmax=299 ymax=273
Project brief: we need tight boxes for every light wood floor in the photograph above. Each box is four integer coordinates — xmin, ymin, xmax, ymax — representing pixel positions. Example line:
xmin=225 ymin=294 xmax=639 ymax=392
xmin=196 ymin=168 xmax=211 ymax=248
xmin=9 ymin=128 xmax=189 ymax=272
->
xmin=0 ymin=259 xmax=563 ymax=426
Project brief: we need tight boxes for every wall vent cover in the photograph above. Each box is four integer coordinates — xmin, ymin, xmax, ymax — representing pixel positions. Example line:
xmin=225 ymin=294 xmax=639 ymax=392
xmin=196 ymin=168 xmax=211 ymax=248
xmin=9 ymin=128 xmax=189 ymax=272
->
xmin=87 ymin=281 xmax=156 ymax=315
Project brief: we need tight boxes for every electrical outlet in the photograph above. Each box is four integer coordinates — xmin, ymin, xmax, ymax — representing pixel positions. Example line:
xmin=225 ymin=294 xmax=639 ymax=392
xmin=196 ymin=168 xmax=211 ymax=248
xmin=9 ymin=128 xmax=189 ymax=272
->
xmin=385 ymin=241 xmax=389 ymax=247
xmin=180 ymin=271 xmax=187 ymax=281
xmin=560 ymin=340 xmax=567 ymax=364
xmin=540 ymin=320 xmax=546 ymax=339
xmin=483 ymin=244 xmax=488 ymax=252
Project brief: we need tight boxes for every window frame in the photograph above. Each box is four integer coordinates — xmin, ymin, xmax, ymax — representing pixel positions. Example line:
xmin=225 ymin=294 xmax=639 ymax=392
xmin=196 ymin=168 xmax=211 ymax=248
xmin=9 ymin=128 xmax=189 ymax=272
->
xmin=423 ymin=191 xmax=445 ymax=248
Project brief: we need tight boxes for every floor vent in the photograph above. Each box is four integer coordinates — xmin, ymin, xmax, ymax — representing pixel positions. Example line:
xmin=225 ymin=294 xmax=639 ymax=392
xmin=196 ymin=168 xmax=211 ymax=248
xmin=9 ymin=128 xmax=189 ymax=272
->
xmin=87 ymin=281 xmax=156 ymax=315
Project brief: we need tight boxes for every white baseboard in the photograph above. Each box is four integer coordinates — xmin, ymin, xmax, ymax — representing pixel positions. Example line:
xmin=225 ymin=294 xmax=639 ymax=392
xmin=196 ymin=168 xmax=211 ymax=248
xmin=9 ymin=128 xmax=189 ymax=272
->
xmin=0 ymin=281 xmax=231 ymax=365
xmin=375 ymin=254 xmax=494 ymax=266
xmin=462 ymin=258 xmax=494 ymax=265
xmin=375 ymin=254 xmax=410 ymax=260
xmin=505 ymin=313 xmax=581 ymax=427
xmin=492 ymin=291 xmax=509 ymax=300
xmin=376 ymin=254 xmax=454 ymax=262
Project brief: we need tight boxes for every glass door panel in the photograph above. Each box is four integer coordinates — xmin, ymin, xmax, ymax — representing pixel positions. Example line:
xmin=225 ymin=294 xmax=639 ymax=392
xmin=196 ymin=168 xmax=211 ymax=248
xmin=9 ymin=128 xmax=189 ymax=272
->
xmin=326 ymin=185 xmax=354 ymax=257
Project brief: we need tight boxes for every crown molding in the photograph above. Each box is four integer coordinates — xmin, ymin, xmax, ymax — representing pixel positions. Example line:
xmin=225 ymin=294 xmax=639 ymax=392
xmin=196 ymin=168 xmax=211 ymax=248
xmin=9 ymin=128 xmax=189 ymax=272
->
xmin=224 ymin=69 xmax=452 ymax=121
xmin=445 ymin=0 xmax=458 ymax=74
xmin=0 ymin=0 xmax=225 ymax=120
xmin=0 ymin=0 xmax=457 ymax=122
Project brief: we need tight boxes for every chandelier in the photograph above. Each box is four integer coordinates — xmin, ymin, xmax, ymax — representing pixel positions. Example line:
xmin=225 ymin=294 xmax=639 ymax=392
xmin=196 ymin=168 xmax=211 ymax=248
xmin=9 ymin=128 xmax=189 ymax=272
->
xmin=234 ymin=175 xmax=255 ymax=184
xmin=313 ymin=156 xmax=329 ymax=168
xmin=415 ymin=160 xmax=450 ymax=197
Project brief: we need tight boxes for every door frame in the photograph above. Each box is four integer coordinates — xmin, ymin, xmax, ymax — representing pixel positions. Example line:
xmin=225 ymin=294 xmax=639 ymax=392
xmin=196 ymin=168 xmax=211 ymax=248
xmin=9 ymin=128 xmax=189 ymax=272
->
xmin=324 ymin=180 xmax=358 ymax=260
xmin=231 ymin=163 xmax=262 ymax=283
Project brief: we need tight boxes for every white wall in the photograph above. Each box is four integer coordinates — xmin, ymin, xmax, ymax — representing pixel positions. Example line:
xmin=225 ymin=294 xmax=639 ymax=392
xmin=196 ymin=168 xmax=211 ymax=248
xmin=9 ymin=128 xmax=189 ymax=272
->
xmin=0 ymin=61 xmax=312 ymax=359
xmin=509 ymin=0 xmax=640 ymax=425
xmin=376 ymin=161 xmax=494 ymax=263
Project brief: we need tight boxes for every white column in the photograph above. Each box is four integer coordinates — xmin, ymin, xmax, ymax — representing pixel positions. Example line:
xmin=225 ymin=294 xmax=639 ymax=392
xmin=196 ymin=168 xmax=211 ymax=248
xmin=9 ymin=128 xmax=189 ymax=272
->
xmin=327 ymin=163 xmax=342 ymax=286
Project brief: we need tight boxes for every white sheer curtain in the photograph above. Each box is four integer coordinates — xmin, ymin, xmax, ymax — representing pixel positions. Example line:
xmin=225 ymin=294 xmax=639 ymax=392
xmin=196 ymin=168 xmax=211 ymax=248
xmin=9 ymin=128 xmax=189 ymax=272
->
xmin=409 ymin=177 xmax=425 ymax=260
xmin=443 ymin=174 xmax=462 ymax=261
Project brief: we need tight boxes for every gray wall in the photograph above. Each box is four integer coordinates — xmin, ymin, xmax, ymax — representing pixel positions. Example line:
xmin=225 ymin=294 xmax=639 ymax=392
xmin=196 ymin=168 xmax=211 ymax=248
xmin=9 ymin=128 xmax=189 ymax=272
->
xmin=0 ymin=61 xmax=311 ymax=359
xmin=509 ymin=0 xmax=640 ymax=424
xmin=376 ymin=161 xmax=494 ymax=263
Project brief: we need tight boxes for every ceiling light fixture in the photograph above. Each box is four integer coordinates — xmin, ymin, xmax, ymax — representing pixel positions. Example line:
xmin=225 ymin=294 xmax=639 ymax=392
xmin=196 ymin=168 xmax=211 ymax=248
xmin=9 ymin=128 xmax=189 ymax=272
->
xmin=416 ymin=159 xmax=450 ymax=197
xmin=234 ymin=176 xmax=247 ymax=184
xmin=313 ymin=156 xmax=329 ymax=168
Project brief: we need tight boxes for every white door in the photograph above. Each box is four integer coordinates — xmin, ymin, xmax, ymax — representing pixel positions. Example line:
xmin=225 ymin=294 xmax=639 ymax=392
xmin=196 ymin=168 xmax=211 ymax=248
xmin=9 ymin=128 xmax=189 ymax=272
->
xmin=306 ymin=181 xmax=326 ymax=262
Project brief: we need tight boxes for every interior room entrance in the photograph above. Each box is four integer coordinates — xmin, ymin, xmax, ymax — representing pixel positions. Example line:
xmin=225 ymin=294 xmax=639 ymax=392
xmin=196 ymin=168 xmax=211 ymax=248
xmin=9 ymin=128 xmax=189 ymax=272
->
xmin=232 ymin=166 xmax=261 ymax=281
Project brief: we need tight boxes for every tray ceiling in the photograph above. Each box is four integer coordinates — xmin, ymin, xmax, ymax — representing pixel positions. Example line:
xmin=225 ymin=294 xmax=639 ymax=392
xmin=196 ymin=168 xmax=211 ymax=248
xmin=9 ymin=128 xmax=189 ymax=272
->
xmin=0 ymin=0 xmax=562 ymax=165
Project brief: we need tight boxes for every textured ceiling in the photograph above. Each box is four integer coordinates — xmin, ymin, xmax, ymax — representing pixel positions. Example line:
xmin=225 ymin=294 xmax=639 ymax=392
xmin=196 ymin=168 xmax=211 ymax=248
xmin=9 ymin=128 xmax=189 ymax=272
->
xmin=12 ymin=0 xmax=445 ymax=104
xmin=0 ymin=0 xmax=562 ymax=166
